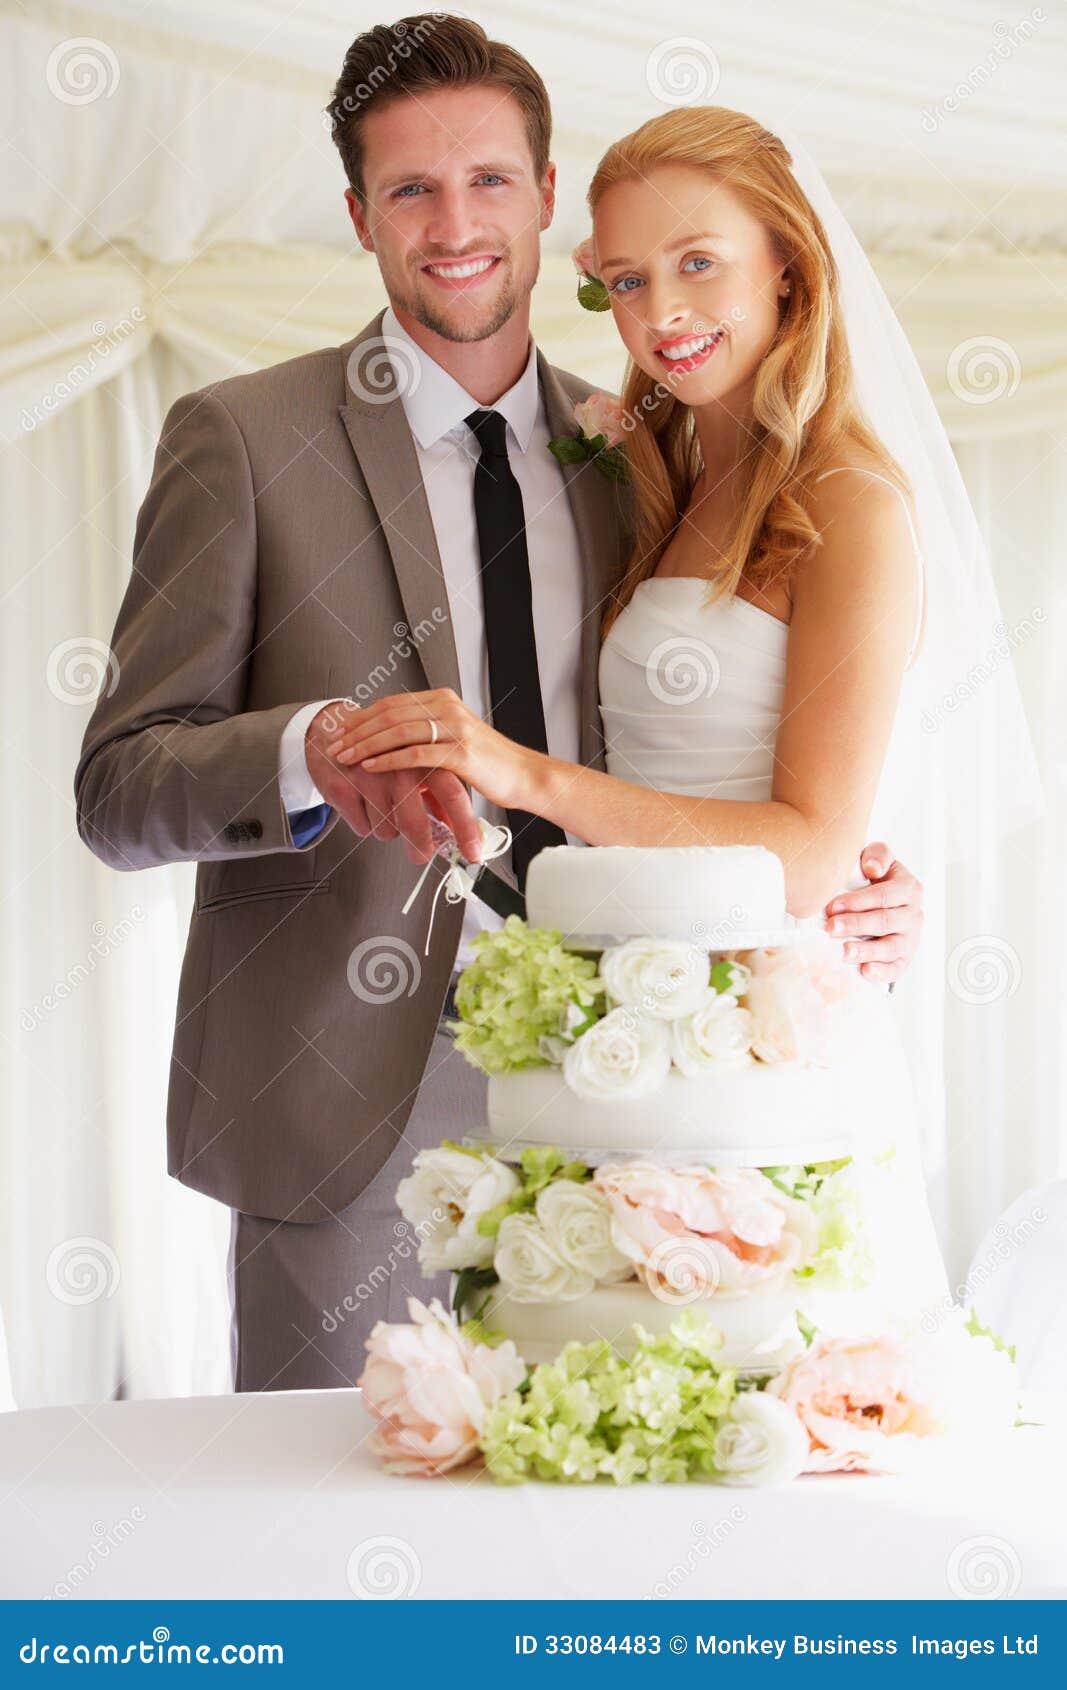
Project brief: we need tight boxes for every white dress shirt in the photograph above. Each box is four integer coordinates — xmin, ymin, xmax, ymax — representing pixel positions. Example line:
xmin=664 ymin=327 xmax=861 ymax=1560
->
xmin=279 ymin=305 xmax=586 ymax=960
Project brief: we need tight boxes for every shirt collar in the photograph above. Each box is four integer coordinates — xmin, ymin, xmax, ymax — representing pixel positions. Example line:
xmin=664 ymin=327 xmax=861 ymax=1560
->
xmin=381 ymin=304 xmax=539 ymax=454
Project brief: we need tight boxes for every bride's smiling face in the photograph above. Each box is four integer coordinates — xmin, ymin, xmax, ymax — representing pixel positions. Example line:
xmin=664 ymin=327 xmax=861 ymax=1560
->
xmin=593 ymin=164 xmax=790 ymax=407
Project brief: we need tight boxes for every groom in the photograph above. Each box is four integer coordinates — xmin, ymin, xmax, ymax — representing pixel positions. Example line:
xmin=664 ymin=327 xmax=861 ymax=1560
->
xmin=74 ymin=13 xmax=925 ymax=1393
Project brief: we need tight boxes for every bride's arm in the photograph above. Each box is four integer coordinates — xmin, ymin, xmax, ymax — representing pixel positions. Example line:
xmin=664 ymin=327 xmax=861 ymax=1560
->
xmin=327 ymin=473 xmax=920 ymax=918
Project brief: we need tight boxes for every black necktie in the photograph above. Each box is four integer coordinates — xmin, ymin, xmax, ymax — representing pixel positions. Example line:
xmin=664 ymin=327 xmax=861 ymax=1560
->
xmin=464 ymin=408 xmax=567 ymax=889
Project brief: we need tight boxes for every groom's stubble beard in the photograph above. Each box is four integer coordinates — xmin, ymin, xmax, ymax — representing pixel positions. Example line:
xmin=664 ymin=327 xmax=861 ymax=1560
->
xmin=392 ymin=246 xmax=541 ymax=344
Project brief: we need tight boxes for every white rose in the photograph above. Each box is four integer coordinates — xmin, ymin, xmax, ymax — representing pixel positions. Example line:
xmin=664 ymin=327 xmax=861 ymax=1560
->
xmin=563 ymin=1007 xmax=672 ymax=1100
xmin=600 ymin=939 xmax=710 ymax=1021
xmin=713 ymin=1391 xmax=810 ymax=1486
xmin=535 ymin=1180 xmax=632 ymax=1283
xmin=396 ymin=1146 xmax=519 ymax=1274
xmin=493 ymin=1212 xmax=594 ymax=1303
xmin=671 ymin=990 xmax=755 ymax=1074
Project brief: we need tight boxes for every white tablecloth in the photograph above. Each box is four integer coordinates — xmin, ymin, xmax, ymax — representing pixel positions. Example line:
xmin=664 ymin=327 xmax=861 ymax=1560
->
xmin=0 ymin=1389 xmax=1063 ymax=1600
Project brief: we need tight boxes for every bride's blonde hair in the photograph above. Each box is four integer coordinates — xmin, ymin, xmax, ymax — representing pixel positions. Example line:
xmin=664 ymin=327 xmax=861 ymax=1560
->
xmin=589 ymin=107 xmax=909 ymax=633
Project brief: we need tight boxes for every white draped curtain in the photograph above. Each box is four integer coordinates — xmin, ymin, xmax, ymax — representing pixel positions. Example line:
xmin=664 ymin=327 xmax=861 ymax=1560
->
xmin=2 ymin=0 xmax=1064 ymax=1407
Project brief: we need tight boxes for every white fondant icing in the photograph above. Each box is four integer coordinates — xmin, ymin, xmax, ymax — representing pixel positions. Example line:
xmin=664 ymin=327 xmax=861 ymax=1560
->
xmin=482 ymin=1279 xmax=805 ymax=1372
xmin=525 ymin=844 xmax=796 ymax=947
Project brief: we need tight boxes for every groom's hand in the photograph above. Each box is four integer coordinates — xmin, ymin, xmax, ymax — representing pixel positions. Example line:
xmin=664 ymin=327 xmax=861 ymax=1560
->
xmin=823 ymin=843 xmax=924 ymax=986
xmin=304 ymin=700 xmax=481 ymax=865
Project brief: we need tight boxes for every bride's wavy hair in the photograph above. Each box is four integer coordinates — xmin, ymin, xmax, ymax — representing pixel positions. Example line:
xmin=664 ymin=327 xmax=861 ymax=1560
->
xmin=589 ymin=107 xmax=909 ymax=633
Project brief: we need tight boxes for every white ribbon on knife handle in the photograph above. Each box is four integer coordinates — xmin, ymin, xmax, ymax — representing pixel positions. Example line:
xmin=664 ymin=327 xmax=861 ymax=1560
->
xmin=402 ymin=817 xmax=513 ymax=954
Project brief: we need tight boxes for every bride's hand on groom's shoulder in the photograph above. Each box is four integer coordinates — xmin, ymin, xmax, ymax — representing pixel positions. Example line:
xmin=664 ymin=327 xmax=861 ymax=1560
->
xmin=823 ymin=843 xmax=924 ymax=986
xmin=304 ymin=698 xmax=482 ymax=865
xmin=322 ymin=688 xmax=537 ymax=816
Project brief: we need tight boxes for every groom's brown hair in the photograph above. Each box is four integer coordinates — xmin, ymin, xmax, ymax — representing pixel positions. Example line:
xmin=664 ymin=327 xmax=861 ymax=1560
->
xmin=327 ymin=15 xmax=553 ymax=202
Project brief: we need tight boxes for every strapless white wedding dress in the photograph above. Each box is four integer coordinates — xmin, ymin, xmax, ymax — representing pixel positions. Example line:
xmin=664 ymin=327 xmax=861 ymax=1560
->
xmin=597 ymin=475 xmax=949 ymax=1323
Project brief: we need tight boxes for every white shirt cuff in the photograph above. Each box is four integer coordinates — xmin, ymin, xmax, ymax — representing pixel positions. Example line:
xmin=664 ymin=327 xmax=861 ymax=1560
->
xmin=279 ymin=699 xmax=346 ymax=814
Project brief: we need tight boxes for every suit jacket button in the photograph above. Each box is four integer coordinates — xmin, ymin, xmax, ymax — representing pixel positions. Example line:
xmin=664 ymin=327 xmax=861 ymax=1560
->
xmin=248 ymin=819 xmax=263 ymax=840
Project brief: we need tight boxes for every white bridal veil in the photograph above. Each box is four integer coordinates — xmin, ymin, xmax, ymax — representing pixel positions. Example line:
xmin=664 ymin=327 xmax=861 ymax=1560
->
xmin=776 ymin=122 xmax=1044 ymax=870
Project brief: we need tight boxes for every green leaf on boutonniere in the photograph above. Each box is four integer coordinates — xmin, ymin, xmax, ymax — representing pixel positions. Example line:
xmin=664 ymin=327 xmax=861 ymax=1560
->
xmin=577 ymin=277 xmax=611 ymax=312
xmin=547 ymin=434 xmax=589 ymax=466
xmin=593 ymin=447 xmax=628 ymax=483
xmin=452 ymin=1264 xmax=499 ymax=1315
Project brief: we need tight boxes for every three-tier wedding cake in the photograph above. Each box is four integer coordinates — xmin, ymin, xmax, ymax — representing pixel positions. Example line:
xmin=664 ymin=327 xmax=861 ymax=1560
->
xmin=359 ymin=845 xmax=1018 ymax=1485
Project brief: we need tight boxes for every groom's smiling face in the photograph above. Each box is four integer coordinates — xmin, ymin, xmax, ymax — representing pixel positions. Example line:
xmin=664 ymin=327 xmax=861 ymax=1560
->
xmin=348 ymin=85 xmax=554 ymax=344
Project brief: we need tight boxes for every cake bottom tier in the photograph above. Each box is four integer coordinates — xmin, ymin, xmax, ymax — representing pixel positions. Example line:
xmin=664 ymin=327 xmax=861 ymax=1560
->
xmin=480 ymin=1276 xmax=908 ymax=1374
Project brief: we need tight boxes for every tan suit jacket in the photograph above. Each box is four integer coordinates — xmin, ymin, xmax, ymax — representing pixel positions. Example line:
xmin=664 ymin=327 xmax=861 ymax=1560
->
xmin=75 ymin=310 xmax=631 ymax=1221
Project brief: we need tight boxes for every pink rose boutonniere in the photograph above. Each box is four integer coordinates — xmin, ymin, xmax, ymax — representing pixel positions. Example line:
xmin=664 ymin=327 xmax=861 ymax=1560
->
xmin=548 ymin=392 xmax=629 ymax=483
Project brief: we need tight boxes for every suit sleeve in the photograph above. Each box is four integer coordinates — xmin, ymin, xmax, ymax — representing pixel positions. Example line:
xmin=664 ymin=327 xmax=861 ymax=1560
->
xmin=74 ymin=389 xmax=341 ymax=870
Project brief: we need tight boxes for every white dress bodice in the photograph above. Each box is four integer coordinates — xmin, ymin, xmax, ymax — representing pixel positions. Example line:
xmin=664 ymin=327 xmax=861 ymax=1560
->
xmin=598 ymin=469 xmax=927 ymax=881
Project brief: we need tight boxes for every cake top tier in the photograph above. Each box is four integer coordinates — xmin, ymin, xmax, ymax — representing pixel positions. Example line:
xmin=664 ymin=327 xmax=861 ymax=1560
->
xmin=525 ymin=844 xmax=796 ymax=948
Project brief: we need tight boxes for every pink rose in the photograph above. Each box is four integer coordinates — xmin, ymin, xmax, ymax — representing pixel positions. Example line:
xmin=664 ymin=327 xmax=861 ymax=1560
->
xmin=769 ymin=1335 xmax=939 ymax=1473
xmin=573 ymin=393 xmax=625 ymax=449
xmin=591 ymin=1163 xmax=817 ymax=1301
xmin=357 ymin=1297 xmax=526 ymax=1477
xmin=571 ymin=237 xmax=597 ymax=278
xmin=741 ymin=936 xmax=858 ymax=1067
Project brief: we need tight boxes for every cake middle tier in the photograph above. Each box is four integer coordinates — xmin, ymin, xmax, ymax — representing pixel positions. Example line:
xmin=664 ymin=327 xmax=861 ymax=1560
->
xmin=486 ymin=1061 xmax=884 ymax=1164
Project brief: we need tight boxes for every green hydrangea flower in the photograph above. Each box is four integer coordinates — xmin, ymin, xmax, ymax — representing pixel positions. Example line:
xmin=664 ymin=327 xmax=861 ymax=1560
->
xmin=480 ymin=1316 xmax=737 ymax=1486
xmin=452 ymin=917 xmax=603 ymax=1074
xmin=800 ymin=1164 xmax=874 ymax=1290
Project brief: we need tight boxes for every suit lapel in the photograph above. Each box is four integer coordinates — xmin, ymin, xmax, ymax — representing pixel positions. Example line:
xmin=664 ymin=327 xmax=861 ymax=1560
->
xmin=537 ymin=351 xmax=626 ymax=772
xmin=337 ymin=317 xmax=627 ymax=769
xmin=338 ymin=313 xmax=462 ymax=695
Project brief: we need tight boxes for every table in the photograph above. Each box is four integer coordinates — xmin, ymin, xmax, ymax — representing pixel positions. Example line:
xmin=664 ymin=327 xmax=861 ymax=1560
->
xmin=0 ymin=1390 xmax=1063 ymax=1600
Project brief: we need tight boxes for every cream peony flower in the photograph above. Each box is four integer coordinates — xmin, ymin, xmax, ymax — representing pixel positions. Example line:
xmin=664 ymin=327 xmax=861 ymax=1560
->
xmin=593 ymin=1162 xmax=818 ymax=1299
xmin=713 ymin=1391 xmax=810 ymax=1486
xmin=358 ymin=1297 xmax=526 ymax=1477
xmin=600 ymin=938 xmax=711 ymax=1021
xmin=535 ymin=1180 xmax=632 ymax=1283
xmin=671 ymin=989 xmax=755 ymax=1074
xmin=494 ymin=1212 xmax=595 ymax=1303
xmin=743 ymin=936 xmax=859 ymax=1067
xmin=396 ymin=1146 xmax=520 ymax=1274
xmin=563 ymin=1006 xmax=672 ymax=1100
xmin=573 ymin=393 xmax=625 ymax=449
xmin=768 ymin=1335 xmax=940 ymax=1473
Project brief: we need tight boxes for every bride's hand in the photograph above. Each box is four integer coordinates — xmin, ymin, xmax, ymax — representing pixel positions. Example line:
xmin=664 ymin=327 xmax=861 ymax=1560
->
xmin=323 ymin=688 xmax=537 ymax=813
